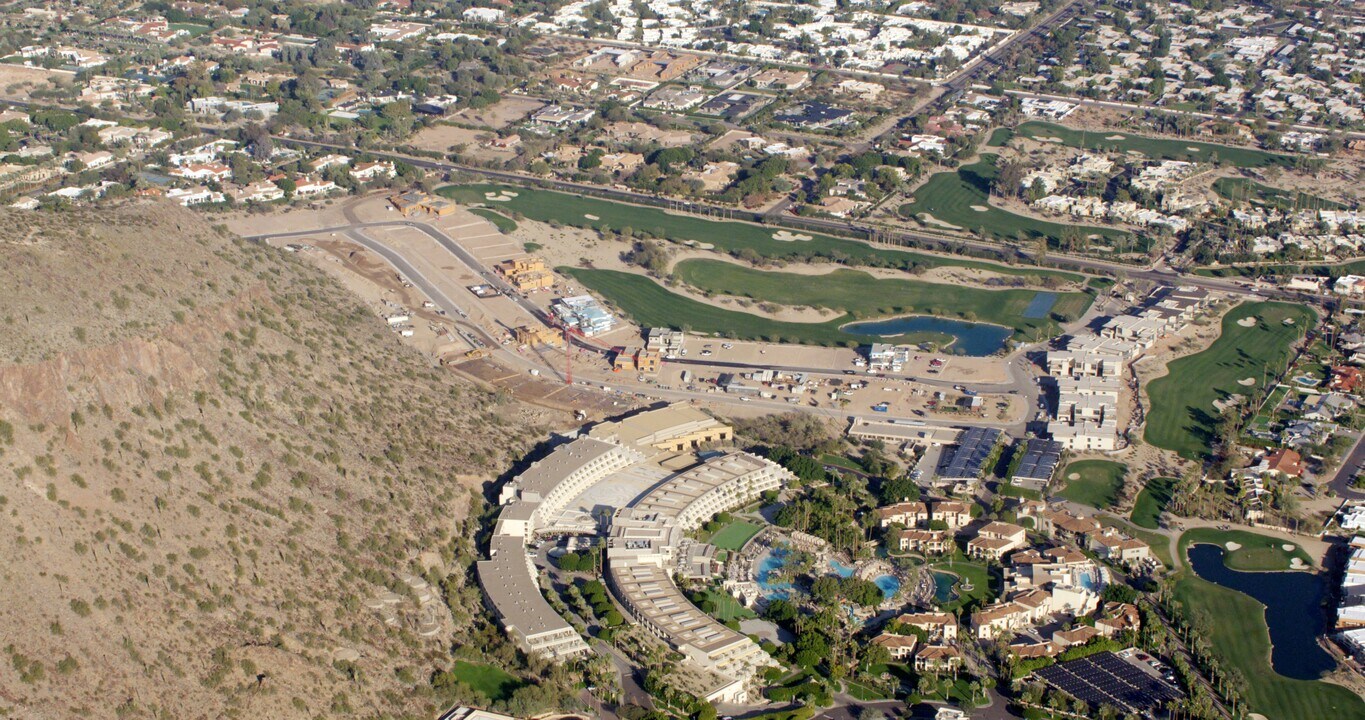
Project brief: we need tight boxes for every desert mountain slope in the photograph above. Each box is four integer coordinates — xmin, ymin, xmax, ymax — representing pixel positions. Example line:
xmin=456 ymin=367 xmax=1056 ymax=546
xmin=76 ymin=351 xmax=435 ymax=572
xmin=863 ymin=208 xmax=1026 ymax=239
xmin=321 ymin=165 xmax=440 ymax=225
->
xmin=0 ymin=203 xmax=564 ymax=719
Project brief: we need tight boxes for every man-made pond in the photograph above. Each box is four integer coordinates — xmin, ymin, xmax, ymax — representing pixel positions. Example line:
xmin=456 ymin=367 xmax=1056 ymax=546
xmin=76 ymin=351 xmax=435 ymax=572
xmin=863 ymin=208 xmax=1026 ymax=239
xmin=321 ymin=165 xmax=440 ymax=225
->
xmin=840 ymin=316 xmax=1012 ymax=356
xmin=1187 ymin=544 xmax=1335 ymax=680
xmin=931 ymin=570 xmax=959 ymax=604
xmin=875 ymin=574 xmax=901 ymax=598
xmin=1022 ymin=292 xmax=1058 ymax=319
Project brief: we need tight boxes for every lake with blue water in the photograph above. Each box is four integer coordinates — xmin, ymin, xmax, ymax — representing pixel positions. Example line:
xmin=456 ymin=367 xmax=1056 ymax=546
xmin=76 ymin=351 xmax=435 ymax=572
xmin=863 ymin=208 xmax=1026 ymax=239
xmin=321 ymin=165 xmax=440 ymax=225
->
xmin=1187 ymin=543 xmax=1335 ymax=680
xmin=841 ymin=316 xmax=1012 ymax=356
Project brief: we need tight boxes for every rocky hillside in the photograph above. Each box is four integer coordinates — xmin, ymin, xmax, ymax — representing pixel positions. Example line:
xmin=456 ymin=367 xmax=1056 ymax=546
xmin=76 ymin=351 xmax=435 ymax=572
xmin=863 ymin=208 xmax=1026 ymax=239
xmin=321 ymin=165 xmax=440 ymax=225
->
xmin=0 ymin=204 xmax=569 ymax=719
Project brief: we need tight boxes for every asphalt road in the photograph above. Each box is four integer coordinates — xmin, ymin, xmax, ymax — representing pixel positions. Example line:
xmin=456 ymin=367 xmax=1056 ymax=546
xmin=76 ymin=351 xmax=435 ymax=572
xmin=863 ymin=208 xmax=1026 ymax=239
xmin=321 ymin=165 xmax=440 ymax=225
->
xmin=1328 ymin=430 xmax=1365 ymax=499
xmin=249 ymin=218 xmax=1046 ymax=432
xmin=264 ymin=135 xmax=1315 ymax=310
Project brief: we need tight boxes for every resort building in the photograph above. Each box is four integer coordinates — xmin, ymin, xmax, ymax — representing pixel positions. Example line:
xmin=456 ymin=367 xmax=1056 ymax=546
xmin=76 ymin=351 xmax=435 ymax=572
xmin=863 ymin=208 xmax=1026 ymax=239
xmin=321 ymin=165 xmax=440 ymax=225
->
xmin=588 ymin=403 xmax=732 ymax=451
xmin=478 ymin=404 xmax=789 ymax=703
xmin=876 ymin=501 xmax=930 ymax=527
xmin=872 ymin=633 xmax=919 ymax=659
xmin=967 ymin=521 xmax=1028 ymax=561
xmin=897 ymin=528 xmax=949 ymax=554
xmin=894 ymin=612 xmax=958 ymax=641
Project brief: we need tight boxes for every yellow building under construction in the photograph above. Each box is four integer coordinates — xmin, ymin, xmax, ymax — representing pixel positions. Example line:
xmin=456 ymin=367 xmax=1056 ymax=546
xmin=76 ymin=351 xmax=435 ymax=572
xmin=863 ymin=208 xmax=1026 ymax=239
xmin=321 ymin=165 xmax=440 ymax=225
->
xmin=514 ymin=325 xmax=563 ymax=347
xmin=389 ymin=190 xmax=457 ymax=217
xmin=496 ymin=257 xmax=555 ymax=291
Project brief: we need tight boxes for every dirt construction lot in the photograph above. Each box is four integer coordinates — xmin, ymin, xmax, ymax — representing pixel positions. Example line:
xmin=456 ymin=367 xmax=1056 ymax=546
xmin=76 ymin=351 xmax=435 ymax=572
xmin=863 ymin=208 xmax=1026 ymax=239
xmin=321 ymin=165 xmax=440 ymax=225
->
xmin=0 ymin=65 xmax=73 ymax=101
xmin=407 ymin=124 xmax=520 ymax=164
xmin=451 ymin=95 xmax=546 ymax=129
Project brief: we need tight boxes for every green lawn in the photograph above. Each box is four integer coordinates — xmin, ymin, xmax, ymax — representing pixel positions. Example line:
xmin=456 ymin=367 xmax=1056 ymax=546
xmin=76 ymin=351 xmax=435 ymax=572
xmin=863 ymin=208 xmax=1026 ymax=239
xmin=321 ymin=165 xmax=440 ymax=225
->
xmin=928 ymin=555 xmax=996 ymax=612
xmin=820 ymin=453 xmax=865 ymax=473
xmin=1178 ymin=528 xmax=1313 ymax=571
xmin=561 ymin=268 xmax=960 ymax=348
xmin=1057 ymin=460 xmax=1127 ymax=510
xmin=995 ymin=481 xmax=1043 ymax=502
xmin=673 ymin=260 xmax=1093 ymax=340
xmin=1145 ymin=302 xmax=1316 ymax=459
xmin=438 ymin=184 xmax=1083 ymax=282
xmin=1212 ymin=177 xmax=1345 ymax=212
xmin=449 ymin=660 xmax=523 ymax=701
xmin=986 ymin=127 xmax=1014 ymax=147
xmin=845 ymin=680 xmax=892 ymax=701
xmin=169 ymin=22 xmax=213 ymax=37
xmin=1130 ymin=476 xmax=1176 ymax=529
xmin=699 ymin=587 xmax=758 ymax=623
xmin=1248 ymin=385 xmax=1292 ymax=435
xmin=1172 ymin=574 xmax=1365 ymax=719
xmin=899 ymin=155 xmax=1136 ymax=250
xmin=468 ymin=207 xmax=518 ymax=233
xmin=709 ymin=520 xmax=764 ymax=551
xmin=1009 ymin=121 xmax=1297 ymax=169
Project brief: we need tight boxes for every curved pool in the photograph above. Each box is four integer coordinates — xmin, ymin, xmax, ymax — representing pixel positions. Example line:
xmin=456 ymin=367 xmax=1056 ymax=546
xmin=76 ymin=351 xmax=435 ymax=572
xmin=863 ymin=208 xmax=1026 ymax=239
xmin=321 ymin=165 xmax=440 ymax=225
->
xmin=874 ymin=574 xmax=901 ymax=599
xmin=828 ymin=559 xmax=856 ymax=578
xmin=930 ymin=570 xmax=960 ymax=604
xmin=757 ymin=548 xmax=793 ymax=599
xmin=840 ymin=315 xmax=1012 ymax=356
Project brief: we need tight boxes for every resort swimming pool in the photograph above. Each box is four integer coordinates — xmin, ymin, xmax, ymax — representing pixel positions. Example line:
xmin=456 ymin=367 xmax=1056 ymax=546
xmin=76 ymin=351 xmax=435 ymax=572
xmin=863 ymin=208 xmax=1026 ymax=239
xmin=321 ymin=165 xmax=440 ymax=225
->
xmin=874 ymin=574 xmax=901 ymax=598
xmin=1075 ymin=568 xmax=1101 ymax=592
xmin=757 ymin=548 xmax=793 ymax=599
xmin=829 ymin=559 xmax=855 ymax=578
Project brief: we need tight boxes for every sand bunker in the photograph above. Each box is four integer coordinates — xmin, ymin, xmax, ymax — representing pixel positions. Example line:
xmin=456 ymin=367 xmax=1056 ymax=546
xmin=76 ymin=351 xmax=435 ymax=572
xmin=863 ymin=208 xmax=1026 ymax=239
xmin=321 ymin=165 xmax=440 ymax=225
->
xmin=772 ymin=230 xmax=812 ymax=242
xmin=484 ymin=191 xmax=516 ymax=203
xmin=1238 ymin=377 xmax=1256 ymax=386
xmin=1237 ymin=316 xmax=1258 ymax=327
xmin=1283 ymin=318 xmax=1295 ymax=325
xmin=1225 ymin=541 xmax=1243 ymax=551
xmin=1068 ymin=473 xmax=1080 ymax=480
xmin=1038 ymin=136 xmax=1063 ymax=143
xmin=1290 ymin=557 xmax=1307 ymax=569
xmin=1105 ymin=134 xmax=1125 ymax=140
xmin=1282 ymin=543 xmax=1296 ymax=551
xmin=584 ymin=214 xmax=600 ymax=220
xmin=1213 ymin=394 xmax=1245 ymax=412
xmin=1186 ymin=147 xmax=1202 ymax=152
xmin=970 ymin=205 xmax=988 ymax=212
xmin=919 ymin=213 xmax=962 ymax=230
xmin=681 ymin=239 xmax=715 ymax=250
